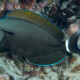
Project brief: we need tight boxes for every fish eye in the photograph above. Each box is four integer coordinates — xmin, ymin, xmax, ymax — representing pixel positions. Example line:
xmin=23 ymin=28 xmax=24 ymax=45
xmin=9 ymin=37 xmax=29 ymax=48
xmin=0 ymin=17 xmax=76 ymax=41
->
xmin=77 ymin=36 xmax=80 ymax=49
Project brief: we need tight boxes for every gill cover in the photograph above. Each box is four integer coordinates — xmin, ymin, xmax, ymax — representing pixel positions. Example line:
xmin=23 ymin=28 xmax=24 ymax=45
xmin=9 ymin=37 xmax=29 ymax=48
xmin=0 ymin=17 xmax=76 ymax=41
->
xmin=0 ymin=9 xmax=66 ymax=66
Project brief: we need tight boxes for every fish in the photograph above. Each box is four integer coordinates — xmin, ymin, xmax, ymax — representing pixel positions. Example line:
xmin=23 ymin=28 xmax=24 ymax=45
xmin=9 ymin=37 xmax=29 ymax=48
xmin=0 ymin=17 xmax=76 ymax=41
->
xmin=66 ymin=30 xmax=80 ymax=54
xmin=0 ymin=9 xmax=77 ymax=66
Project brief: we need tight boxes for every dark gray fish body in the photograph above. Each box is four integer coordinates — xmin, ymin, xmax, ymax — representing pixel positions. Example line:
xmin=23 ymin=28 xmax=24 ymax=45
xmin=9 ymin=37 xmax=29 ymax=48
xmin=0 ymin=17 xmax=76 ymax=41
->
xmin=0 ymin=10 xmax=66 ymax=66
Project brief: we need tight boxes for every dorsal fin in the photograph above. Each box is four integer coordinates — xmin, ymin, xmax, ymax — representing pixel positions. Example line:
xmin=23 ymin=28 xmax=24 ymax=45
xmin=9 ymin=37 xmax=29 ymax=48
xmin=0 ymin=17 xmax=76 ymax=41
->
xmin=6 ymin=9 xmax=64 ymax=40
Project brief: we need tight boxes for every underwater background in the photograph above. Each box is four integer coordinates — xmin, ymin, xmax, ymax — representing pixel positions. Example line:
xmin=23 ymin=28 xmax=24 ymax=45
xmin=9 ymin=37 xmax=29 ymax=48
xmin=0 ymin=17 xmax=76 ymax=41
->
xmin=0 ymin=0 xmax=80 ymax=80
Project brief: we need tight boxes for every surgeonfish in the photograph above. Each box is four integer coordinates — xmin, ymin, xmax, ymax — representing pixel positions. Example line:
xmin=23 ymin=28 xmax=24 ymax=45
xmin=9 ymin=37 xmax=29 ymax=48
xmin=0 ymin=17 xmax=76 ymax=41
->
xmin=0 ymin=9 xmax=79 ymax=66
xmin=66 ymin=30 xmax=80 ymax=54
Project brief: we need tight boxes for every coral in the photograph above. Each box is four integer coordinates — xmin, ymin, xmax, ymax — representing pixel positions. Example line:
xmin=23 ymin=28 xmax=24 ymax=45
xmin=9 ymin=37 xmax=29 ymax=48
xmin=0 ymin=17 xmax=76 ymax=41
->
xmin=66 ymin=19 xmax=80 ymax=37
xmin=0 ymin=74 xmax=10 ymax=80
xmin=0 ymin=51 xmax=80 ymax=80
xmin=71 ymin=65 xmax=80 ymax=72
xmin=69 ymin=56 xmax=77 ymax=65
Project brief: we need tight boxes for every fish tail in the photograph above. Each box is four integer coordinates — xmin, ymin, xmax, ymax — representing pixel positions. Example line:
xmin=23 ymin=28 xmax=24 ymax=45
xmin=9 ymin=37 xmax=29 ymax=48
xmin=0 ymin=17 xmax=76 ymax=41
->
xmin=66 ymin=30 xmax=80 ymax=54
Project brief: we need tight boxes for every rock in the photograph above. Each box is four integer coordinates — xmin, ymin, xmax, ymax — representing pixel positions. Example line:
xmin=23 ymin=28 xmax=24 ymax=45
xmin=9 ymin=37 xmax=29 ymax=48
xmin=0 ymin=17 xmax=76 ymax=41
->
xmin=27 ymin=77 xmax=41 ymax=80
xmin=71 ymin=65 xmax=80 ymax=72
xmin=0 ymin=67 xmax=5 ymax=74
xmin=0 ymin=74 xmax=10 ymax=80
